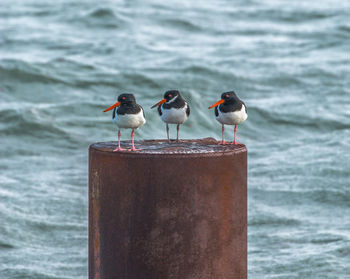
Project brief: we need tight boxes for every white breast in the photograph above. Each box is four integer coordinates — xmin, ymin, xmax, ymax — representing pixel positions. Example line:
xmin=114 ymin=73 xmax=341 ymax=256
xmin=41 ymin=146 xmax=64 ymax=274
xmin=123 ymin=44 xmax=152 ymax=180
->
xmin=216 ymin=104 xmax=247 ymax=125
xmin=161 ymin=104 xmax=188 ymax=124
xmin=113 ymin=109 xmax=146 ymax=129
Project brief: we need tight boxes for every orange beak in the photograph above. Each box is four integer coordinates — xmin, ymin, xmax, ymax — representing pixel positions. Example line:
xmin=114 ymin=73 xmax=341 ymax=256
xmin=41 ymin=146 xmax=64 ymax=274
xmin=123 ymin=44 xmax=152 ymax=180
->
xmin=208 ymin=99 xmax=225 ymax=109
xmin=151 ymin=98 xmax=166 ymax=109
xmin=103 ymin=101 xmax=121 ymax=112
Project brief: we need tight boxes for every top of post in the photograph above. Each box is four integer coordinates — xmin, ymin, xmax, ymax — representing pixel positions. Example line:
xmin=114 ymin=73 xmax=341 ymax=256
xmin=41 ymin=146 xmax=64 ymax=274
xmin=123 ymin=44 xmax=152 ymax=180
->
xmin=90 ymin=138 xmax=247 ymax=157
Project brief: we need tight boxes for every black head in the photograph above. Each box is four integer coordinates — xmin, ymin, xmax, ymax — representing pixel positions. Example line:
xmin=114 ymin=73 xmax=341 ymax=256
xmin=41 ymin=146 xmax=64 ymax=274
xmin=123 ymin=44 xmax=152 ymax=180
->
xmin=164 ymin=90 xmax=181 ymax=102
xmin=118 ymin=93 xmax=136 ymax=105
xmin=221 ymin=91 xmax=238 ymax=103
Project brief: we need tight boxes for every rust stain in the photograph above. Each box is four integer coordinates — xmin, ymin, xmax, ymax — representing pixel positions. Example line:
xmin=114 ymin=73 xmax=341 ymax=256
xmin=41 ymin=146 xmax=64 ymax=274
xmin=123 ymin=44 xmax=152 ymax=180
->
xmin=91 ymin=168 xmax=101 ymax=279
xmin=89 ymin=139 xmax=247 ymax=279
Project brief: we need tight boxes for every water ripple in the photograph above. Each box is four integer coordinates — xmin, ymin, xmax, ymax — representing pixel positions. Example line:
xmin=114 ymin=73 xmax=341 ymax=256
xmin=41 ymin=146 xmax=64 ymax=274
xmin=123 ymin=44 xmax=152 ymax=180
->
xmin=1 ymin=0 xmax=350 ymax=278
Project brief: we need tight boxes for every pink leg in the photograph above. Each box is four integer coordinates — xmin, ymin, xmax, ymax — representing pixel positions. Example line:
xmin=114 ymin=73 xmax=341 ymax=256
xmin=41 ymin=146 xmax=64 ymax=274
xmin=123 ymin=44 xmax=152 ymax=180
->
xmin=129 ymin=129 xmax=140 ymax=151
xmin=219 ymin=124 xmax=227 ymax=145
xmin=231 ymin=125 xmax=239 ymax=145
xmin=113 ymin=130 xmax=125 ymax=151
xmin=176 ymin=124 xmax=180 ymax=142
xmin=166 ymin=124 xmax=170 ymax=143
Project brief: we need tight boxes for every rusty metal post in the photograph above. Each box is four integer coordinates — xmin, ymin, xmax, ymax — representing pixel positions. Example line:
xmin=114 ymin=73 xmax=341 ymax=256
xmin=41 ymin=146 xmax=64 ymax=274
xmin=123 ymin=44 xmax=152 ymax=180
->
xmin=89 ymin=138 xmax=247 ymax=279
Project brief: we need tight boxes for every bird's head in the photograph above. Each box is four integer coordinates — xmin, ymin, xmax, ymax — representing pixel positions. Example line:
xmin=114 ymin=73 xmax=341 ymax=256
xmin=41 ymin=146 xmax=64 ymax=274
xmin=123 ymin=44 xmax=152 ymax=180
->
xmin=208 ymin=91 xmax=238 ymax=109
xmin=221 ymin=91 xmax=237 ymax=103
xmin=103 ymin=93 xmax=136 ymax=112
xmin=151 ymin=90 xmax=181 ymax=109
xmin=118 ymin=93 xmax=136 ymax=105
xmin=164 ymin=90 xmax=180 ymax=102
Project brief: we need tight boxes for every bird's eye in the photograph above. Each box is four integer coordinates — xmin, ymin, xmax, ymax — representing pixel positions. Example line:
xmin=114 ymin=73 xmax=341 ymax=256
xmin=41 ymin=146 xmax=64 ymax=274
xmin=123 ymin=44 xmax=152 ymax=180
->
xmin=226 ymin=94 xmax=229 ymax=98
xmin=122 ymin=97 xmax=126 ymax=100
xmin=169 ymin=94 xmax=172 ymax=97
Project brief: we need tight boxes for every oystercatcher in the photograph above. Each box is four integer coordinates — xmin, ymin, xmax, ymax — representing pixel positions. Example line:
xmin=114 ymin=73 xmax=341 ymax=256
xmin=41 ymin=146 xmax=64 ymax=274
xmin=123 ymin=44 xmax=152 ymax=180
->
xmin=208 ymin=91 xmax=247 ymax=145
xmin=103 ymin=93 xmax=146 ymax=151
xmin=151 ymin=90 xmax=190 ymax=142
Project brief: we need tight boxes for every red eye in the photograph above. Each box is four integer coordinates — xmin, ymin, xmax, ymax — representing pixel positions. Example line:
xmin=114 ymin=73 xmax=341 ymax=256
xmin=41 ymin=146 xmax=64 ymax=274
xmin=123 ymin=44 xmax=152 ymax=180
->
xmin=226 ymin=94 xmax=229 ymax=98
xmin=169 ymin=94 xmax=172 ymax=97
xmin=122 ymin=97 xmax=126 ymax=100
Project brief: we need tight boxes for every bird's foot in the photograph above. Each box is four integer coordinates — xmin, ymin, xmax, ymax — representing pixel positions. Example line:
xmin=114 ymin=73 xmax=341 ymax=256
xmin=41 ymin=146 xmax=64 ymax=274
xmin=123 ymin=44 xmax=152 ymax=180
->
xmin=218 ymin=140 xmax=228 ymax=145
xmin=129 ymin=147 xmax=141 ymax=151
xmin=113 ymin=147 xmax=125 ymax=152
xmin=231 ymin=141 xmax=240 ymax=145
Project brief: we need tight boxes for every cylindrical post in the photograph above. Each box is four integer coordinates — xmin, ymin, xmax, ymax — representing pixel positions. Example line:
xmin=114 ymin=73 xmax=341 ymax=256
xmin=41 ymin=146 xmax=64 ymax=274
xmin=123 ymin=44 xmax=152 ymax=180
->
xmin=89 ymin=138 xmax=247 ymax=279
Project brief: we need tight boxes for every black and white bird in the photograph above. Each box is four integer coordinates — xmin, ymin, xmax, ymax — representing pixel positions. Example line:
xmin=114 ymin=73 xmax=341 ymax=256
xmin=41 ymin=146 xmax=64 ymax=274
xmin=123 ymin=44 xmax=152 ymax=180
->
xmin=208 ymin=91 xmax=247 ymax=145
xmin=103 ymin=93 xmax=146 ymax=151
xmin=151 ymin=90 xmax=190 ymax=142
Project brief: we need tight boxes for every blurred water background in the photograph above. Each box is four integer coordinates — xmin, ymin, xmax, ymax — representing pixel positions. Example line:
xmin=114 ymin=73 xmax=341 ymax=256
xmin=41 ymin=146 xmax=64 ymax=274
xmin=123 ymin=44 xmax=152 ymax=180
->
xmin=1 ymin=0 xmax=350 ymax=278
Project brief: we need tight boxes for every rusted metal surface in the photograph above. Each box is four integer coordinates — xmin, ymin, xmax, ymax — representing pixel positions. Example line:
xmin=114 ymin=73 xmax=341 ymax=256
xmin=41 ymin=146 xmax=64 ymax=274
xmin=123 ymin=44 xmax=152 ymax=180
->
xmin=89 ymin=138 xmax=247 ymax=279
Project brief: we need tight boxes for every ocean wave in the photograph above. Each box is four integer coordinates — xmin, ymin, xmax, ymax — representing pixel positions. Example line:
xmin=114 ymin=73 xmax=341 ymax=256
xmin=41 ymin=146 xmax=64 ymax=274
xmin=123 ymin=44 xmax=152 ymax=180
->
xmin=249 ymin=213 xmax=301 ymax=227
xmin=0 ymin=7 xmax=56 ymax=18
xmin=335 ymin=246 xmax=350 ymax=257
xmin=251 ymin=187 xmax=350 ymax=209
xmin=49 ymin=57 xmax=97 ymax=71
xmin=27 ymin=219 xmax=85 ymax=232
xmin=121 ymin=72 xmax=162 ymax=89
xmin=0 ymin=108 xmax=78 ymax=144
xmin=248 ymin=106 xmax=350 ymax=131
xmin=61 ymin=71 xmax=162 ymax=89
xmin=0 ymin=241 xmax=15 ymax=249
xmin=0 ymin=60 xmax=65 ymax=84
xmin=0 ymin=268 xmax=66 ymax=279
xmin=338 ymin=25 xmax=350 ymax=33
xmin=309 ymin=234 xmax=344 ymax=244
xmin=311 ymin=190 xmax=350 ymax=207
xmin=70 ymin=7 xmax=125 ymax=29
xmin=183 ymin=65 xmax=222 ymax=76
xmin=228 ymin=6 xmax=336 ymax=23
xmin=263 ymin=9 xmax=334 ymax=22
xmin=89 ymin=7 xmax=116 ymax=18
xmin=181 ymin=65 xmax=240 ymax=84
xmin=162 ymin=18 xmax=202 ymax=32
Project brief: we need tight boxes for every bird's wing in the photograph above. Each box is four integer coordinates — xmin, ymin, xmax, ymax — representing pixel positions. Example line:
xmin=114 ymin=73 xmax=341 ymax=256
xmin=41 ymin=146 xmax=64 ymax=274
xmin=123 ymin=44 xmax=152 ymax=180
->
xmin=215 ymin=106 xmax=219 ymax=117
xmin=139 ymin=105 xmax=145 ymax=118
xmin=242 ymin=102 xmax=247 ymax=113
xmin=186 ymin=104 xmax=190 ymax=117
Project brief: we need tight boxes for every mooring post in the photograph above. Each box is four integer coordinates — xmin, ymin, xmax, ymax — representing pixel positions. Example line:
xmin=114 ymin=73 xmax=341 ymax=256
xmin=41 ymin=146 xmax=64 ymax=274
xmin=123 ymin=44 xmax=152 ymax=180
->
xmin=89 ymin=138 xmax=247 ymax=279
